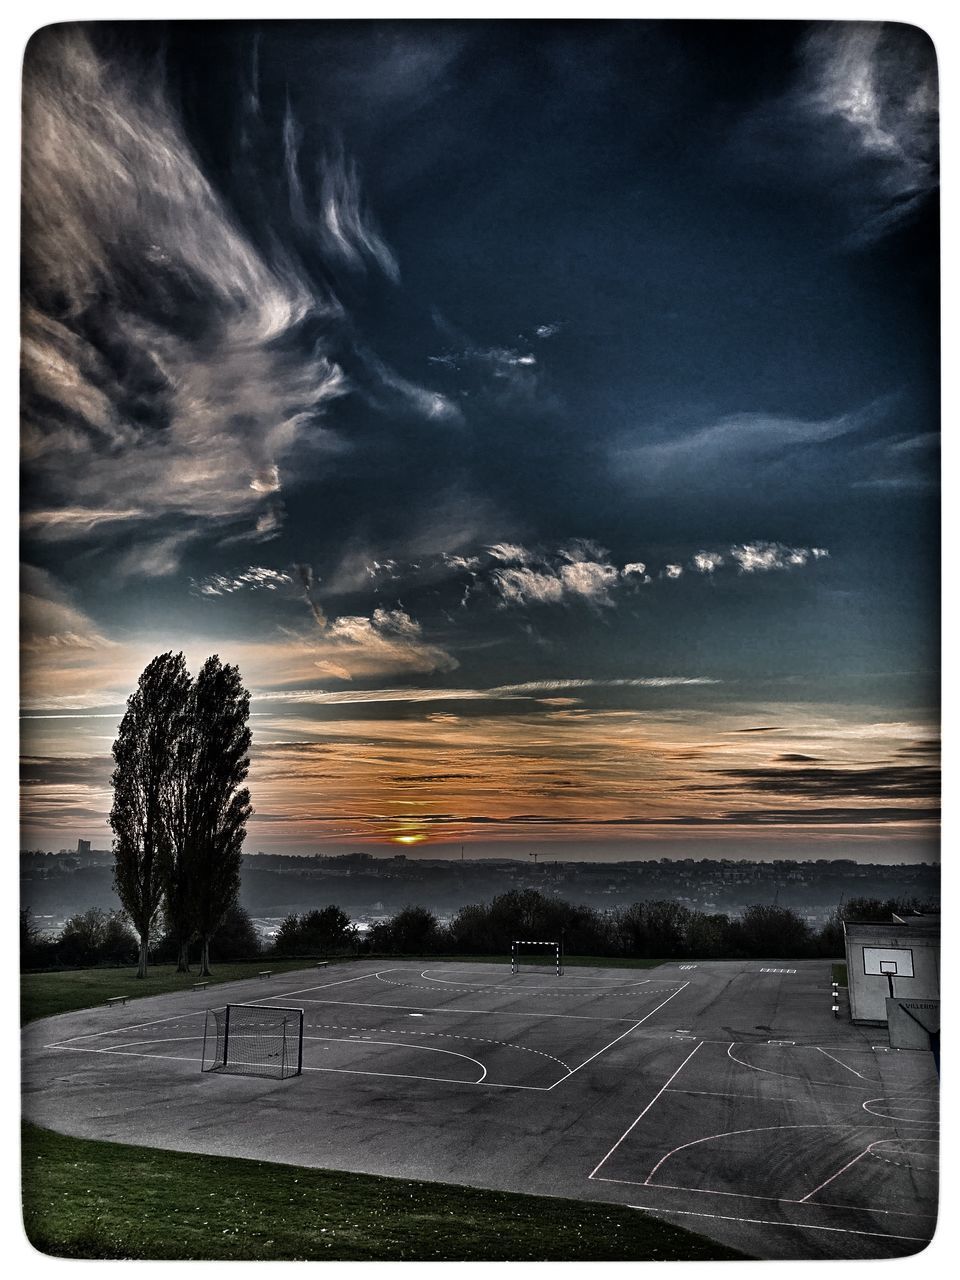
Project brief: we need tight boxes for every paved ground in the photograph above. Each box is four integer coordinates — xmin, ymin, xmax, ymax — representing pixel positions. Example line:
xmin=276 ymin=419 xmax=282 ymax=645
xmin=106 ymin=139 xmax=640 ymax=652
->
xmin=21 ymin=958 xmax=939 ymax=1260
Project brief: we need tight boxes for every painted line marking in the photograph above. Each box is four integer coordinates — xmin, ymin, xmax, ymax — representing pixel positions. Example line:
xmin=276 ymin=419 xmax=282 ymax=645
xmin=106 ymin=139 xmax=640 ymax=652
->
xmin=816 ymin=1046 xmax=879 ymax=1082
xmin=595 ymin=1175 xmax=939 ymax=1218
xmin=588 ymin=1040 xmax=702 ymax=1179
xmin=645 ymin=1123 xmax=839 ymax=1187
xmin=726 ymin=1042 xmax=868 ymax=1090
xmin=550 ymin=984 xmax=689 ymax=1091
xmin=625 ymin=1204 xmax=928 ymax=1243
xmin=258 ymin=996 xmax=635 ymax=1023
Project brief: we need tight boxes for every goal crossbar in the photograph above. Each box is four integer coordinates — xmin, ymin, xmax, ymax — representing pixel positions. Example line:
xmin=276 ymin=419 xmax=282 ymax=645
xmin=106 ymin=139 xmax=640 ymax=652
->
xmin=202 ymin=1003 xmax=304 ymax=1079
xmin=511 ymin=939 xmax=563 ymax=976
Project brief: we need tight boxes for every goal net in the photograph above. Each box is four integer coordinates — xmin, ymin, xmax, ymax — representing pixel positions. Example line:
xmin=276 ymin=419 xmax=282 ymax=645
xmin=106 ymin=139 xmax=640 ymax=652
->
xmin=511 ymin=939 xmax=562 ymax=975
xmin=201 ymin=1004 xmax=303 ymax=1079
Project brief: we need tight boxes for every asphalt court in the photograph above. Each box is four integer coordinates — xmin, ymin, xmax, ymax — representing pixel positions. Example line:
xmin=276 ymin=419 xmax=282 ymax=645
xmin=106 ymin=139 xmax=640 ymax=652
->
xmin=38 ymin=965 xmax=690 ymax=1090
xmin=22 ymin=959 xmax=939 ymax=1259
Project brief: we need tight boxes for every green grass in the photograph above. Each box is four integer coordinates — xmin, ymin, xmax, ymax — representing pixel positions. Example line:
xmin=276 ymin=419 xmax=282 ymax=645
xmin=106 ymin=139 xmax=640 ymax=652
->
xmin=832 ymin=962 xmax=848 ymax=986
xmin=21 ymin=1122 xmax=746 ymax=1261
xmin=20 ymin=959 xmax=339 ymax=1024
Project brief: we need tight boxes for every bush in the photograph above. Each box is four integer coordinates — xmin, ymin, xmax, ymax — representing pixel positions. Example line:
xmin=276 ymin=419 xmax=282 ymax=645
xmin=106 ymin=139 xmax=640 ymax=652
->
xmin=368 ymin=906 xmax=441 ymax=954
xmin=56 ymin=909 xmax=138 ymax=967
xmin=272 ymin=905 xmax=356 ymax=957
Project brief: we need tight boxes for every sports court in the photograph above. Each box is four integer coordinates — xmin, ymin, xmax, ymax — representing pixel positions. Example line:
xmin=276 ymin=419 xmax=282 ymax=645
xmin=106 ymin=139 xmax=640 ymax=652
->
xmin=22 ymin=958 xmax=938 ymax=1260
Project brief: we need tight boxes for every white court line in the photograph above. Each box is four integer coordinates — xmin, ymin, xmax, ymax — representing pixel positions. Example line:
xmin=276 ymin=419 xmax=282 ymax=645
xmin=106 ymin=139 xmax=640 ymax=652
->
xmin=45 ymin=1010 xmax=203 ymax=1048
xmin=415 ymin=970 xmax=660 ymax=991
xmin=645 ymin=1123 xmax=837 ymax=1186
xmin=588 ymin=1039 xmax=702 ymax=1178
xmin=799 ymin=1137 xmax=939 ymax=1204
xmin=666 ymin=1089 xmax=807 ymax=1104
xmin=550 ymin=984 xmax=690 ymax=1092
xmin=49 ymin=1040 xmax=550 ymax=1089
xmin=273 ymin=996 xmax=636 ymax=1023
xmin=309 ymin=1035 xmax=487 ymax=1083
xmin=41 ymin=969 xmax=379 ymax=1049
xmin=726 ymin=1042 xmax=868 ymax=1091
xmin=816 ymin=1047 xmax=879 ymax=1082
xmin=609 ymin=1177 xmax=942 ymax=1218
xmin=625 ymin=1204 xmax=929 ymax=1244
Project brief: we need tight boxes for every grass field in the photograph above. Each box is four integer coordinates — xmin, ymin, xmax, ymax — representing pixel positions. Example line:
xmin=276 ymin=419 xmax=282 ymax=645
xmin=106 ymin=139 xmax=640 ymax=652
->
xmin=20 ymin=959 xmax=337 ymax=1024
xmin=21 ymin=1122 xmax=745 ymax=1261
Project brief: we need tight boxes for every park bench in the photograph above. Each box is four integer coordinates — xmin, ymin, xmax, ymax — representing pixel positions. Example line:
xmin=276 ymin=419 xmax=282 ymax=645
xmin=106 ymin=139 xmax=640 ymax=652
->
xmin=316 ymin=961 xmax=328 ymax=968
xmin=106 ymin=995 xmax=128 ymax=1006
xmin=192 ymin=981 xmax=209 ymax=990
xmin=258 ymin=970 xmax=272 ymax=979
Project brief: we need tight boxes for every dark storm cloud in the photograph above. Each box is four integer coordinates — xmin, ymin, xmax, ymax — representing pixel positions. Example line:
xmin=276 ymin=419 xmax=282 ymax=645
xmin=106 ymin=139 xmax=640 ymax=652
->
xmin=20 ymin=756 xmax=112 ymax=788
xmin=697 ymin=763 xmax=939 ymax=801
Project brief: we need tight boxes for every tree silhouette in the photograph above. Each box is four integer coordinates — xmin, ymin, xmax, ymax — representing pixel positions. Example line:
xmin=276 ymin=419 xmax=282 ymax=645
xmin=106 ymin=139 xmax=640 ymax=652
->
xmin=187 ymin=656 xmax=252 ymax=977
xmin=110 ymin=652 xmax=190 ymax=977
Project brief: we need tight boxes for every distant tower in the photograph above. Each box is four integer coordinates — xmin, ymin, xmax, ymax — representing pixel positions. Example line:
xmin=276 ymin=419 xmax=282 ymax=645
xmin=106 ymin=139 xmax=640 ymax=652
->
xmin=77 ymin=839 xmax=91 ymax=856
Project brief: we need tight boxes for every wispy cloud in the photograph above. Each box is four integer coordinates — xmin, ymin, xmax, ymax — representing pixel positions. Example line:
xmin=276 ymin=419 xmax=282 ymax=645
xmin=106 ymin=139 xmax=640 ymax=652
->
xmin=20 ymin=26 xmax=377 ymax=568
xmin=616 ymin=404 xmax=876 ymax=486
xmin=257 ymin=675 xmax=720 ymax=706
xmin=313 ymin=608 xmax=458 ymax=680
xmin=732 ymin=22 xmax=937 ymax=245
xmin=192 ymin=567 xmax=295 ymax=597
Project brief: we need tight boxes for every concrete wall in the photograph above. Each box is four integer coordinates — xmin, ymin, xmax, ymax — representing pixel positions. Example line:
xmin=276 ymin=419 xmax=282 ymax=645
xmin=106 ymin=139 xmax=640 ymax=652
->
xmin=843 ymin=922 xmax=940 ymax=1023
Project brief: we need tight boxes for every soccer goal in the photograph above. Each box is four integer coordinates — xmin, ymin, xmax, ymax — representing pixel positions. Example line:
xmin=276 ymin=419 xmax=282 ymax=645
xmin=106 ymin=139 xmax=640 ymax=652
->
xmin=511 ymin=939 xmax=563 ymax=976
xmin=201 ymin=1004 xmax=304 ymax=1079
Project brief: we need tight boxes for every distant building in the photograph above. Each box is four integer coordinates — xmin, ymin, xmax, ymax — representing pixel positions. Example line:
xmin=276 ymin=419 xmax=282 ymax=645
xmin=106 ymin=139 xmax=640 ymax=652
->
xmin=77 ymin=839 xmax=91 ymax=856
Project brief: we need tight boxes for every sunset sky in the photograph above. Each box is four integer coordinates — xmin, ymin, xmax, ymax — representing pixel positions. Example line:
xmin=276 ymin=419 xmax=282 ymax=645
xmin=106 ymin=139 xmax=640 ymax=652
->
xmin=20 ymin=20 xmax=939 ymax=859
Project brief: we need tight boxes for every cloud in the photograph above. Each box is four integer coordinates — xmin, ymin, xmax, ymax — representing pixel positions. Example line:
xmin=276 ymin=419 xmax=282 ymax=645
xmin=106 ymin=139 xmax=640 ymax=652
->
xmin=20 ymin=506 xmax=147 ymax=540
xmin=358 ymin=348 xmax=464 ymax=425
xmin=256 ymin=674 xmax=720 ymax=706
xmin=192 ymin=567 xmax=295 ymax=597
xmin=692 ymin=551 xmax=724 ymax=573
xmin=700 ymin=762 xmax=939 ymax=802
xmin=729 ymin=542 xmax=829 ymax=573
xmin=732 ymin=22 xmax=937 ymax=245
xmin=313 ymin=607 xmax=458 ymax=680
xmin=622 ymin=561 xmax=647 ymax=578
xmin=21 ymin=26 xmax=358 ymax=565
xmin=617 ymin=405 xmax=875 ymax=489
xmin=663 ymin=564 xmax=683 ymax=580
xmin=490 ymin=542 xmax=620 ymax=608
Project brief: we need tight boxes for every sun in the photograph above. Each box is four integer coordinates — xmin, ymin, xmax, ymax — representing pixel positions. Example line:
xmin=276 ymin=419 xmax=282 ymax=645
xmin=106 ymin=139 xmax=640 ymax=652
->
xmin=393 ymin=834 xmax=426 ymax=845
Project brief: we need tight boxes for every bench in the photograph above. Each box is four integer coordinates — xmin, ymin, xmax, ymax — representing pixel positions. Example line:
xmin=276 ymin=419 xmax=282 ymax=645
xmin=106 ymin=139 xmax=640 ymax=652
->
xmin=107 ymin=995 xmax=128 ymax=1006
xmin=258 ymin=970 xmax=272 ymax=979
xmin=316 ymin=961 xmax=328 ymax=968
xmin=192 ymin=981 xmax=209 ymax=990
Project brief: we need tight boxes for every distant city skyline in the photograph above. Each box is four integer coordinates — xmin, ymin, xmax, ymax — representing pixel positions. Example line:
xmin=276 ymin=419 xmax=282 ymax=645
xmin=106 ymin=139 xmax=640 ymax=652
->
xmin=21 ymin=21 xmax=939 ymax=860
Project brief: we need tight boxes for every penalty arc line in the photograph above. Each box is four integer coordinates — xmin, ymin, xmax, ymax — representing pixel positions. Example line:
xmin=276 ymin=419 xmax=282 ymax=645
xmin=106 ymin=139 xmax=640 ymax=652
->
xmin=588 ymin=1038 xmax=703 ymax=1178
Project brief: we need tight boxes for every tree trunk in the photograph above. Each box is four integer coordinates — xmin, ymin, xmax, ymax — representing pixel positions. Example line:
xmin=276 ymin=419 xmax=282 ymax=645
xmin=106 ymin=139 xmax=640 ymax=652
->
xmin=199 ymin=936 xmax=211 ymax=977
xmin=176 ymin=939 xmax=191 ymax=974
xmin=137 ymin=934 xmax=149 ymax=978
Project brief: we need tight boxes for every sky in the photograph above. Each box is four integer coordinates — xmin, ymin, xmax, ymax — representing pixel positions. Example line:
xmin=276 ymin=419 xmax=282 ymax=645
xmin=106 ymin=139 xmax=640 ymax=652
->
xmin=19 ymin=19 xmax=940 ymax=860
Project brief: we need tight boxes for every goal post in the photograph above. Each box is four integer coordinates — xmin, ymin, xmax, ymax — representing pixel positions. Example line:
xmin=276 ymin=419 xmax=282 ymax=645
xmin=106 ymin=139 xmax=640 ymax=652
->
xmin=202 ymin=1004 xmax=304 ymax=1079
xmin=511 ymin=939 xmax=562 ymax=976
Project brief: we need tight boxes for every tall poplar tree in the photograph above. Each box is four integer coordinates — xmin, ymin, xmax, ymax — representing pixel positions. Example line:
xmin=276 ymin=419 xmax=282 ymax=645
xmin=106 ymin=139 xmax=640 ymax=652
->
xmin=187 ymin=656 xmax=252 ymax=977
xmin=162 ymin=685 xmax=198 ymax=973
xmin=110 ymin=652 xmax=190 ymax=978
